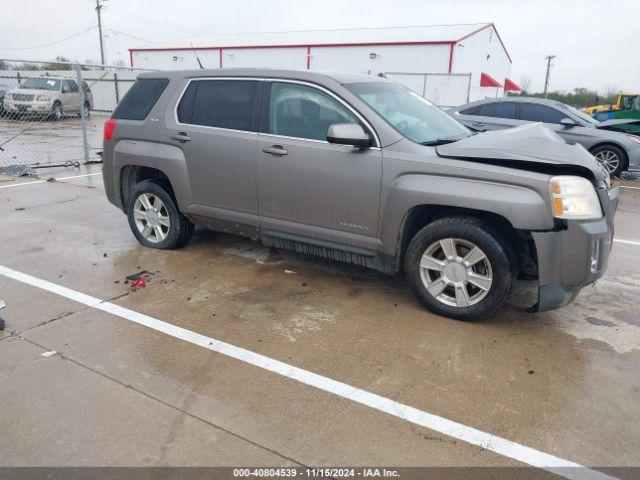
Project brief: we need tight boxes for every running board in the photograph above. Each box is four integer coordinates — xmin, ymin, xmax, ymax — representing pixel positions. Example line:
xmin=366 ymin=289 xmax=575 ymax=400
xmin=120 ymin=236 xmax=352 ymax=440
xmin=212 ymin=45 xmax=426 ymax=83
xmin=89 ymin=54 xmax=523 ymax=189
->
xmin=260 ymin=229 xmax=377 ymax=266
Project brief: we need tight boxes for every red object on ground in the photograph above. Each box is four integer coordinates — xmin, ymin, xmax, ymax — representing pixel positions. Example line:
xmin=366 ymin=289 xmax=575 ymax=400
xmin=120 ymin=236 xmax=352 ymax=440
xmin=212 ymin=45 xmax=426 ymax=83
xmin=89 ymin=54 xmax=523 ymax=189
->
xmin=480 ymin=72 xmax=503 ymax=88
xmin=130 ymin=277 xmax=146 ymax=290
xmin=504 ymin=78 xmax=522 ymax=92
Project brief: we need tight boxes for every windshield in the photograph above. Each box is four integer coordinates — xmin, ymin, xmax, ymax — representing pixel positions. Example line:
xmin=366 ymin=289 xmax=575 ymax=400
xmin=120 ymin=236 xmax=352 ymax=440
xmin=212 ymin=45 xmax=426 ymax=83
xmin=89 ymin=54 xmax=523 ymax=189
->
xmin=566 ymin=105 xmax=598 ymax=125
xmin=345 ymin=82 xmax=471 ymax=144
xmin=620 ymin=95 xmax=635 ymax=110
xmin=21 ymin=78 xmax=61 ymax=91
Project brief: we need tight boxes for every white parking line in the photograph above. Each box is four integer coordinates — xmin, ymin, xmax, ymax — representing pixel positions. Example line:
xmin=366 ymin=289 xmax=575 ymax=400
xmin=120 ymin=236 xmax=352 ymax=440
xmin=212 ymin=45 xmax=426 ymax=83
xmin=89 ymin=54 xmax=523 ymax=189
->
xmin=0 ymin=172 xmax=102 ymax=189
xmin=621 ymin=185 xmax=640 ymax=190
xmin=614 ymin=238 xmax=640 ymax=247
xmin=0 ymin=264 xmax=615 ymax=480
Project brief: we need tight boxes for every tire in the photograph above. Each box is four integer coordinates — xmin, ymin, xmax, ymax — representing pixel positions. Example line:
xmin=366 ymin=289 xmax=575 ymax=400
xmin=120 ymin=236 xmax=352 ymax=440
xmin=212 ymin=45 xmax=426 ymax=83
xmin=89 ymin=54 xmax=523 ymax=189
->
xmin=404 ymin=216 xmax=513 ymax=321
xmin=50 ymin=102 xmax=62 ymax=122
xmin=126 ymin=180 xmax=194 ymax=250
xmin=79 ymin=101 xmax=91 ymax=119
xmin=591 ymin=144 xmax=626 ymax=178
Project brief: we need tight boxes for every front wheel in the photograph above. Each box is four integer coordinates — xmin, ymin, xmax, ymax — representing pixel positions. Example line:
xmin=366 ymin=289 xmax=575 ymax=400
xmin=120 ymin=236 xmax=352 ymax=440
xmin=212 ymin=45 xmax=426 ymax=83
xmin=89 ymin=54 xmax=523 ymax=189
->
xmin=126 ymin=180 xmax=194 ymax=249
xmin=404 ymin=217 xmax=513 ymax=321
xmin=591 ymin=145 xmax=626 ymax=178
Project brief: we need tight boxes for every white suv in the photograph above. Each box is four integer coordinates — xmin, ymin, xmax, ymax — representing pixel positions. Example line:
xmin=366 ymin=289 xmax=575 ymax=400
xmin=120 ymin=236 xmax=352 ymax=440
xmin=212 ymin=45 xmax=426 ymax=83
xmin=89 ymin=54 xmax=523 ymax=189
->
xmin=3 ymin=77 xmax=93 ymax=120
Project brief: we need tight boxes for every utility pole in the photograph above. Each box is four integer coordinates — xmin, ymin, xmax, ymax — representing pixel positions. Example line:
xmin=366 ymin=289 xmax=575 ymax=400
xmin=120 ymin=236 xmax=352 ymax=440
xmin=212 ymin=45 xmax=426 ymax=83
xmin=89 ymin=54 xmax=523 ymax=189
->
xmin=543 ymin=55 xmax=555 ymax=98
xmin=95 ymin=0 xmax=106 ymax=66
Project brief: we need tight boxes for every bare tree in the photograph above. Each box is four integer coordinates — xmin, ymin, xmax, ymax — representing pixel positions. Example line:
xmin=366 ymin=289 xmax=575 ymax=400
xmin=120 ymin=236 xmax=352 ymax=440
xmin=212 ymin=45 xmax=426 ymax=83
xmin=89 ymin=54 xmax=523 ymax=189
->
xmin=604 ymin=84 xmax=620 ymax=102
xmin=519 ymin=75 xmax=532 ymax=94
xmin=46 ymin=56 xmax=72 ymax=71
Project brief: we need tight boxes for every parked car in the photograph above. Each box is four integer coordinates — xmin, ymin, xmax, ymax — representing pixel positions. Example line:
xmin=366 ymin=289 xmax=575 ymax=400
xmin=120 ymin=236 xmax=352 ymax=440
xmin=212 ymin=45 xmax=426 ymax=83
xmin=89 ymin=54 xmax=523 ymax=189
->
xmin=0 ymin=83 xmax=12 ymax=115
xmin=102 ymin=70 xmax=618 ymax=321
xmin=3 ymin=76 xmax=93 ymax=120
xmin=448 ymin=96 xmax=640 ymax=177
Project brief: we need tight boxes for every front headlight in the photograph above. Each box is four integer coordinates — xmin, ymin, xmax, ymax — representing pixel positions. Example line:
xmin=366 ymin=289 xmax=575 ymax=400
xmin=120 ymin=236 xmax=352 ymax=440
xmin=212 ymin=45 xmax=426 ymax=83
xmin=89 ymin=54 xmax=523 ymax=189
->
xmin=550 ymin=176 xmax=602 ymax=220
xmin=35 ymin=95 xmax=50 ymax=102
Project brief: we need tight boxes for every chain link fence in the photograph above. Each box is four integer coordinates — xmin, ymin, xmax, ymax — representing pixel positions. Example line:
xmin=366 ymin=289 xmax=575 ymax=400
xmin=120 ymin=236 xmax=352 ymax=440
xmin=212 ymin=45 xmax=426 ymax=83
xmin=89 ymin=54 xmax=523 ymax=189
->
xmin=0 ymin=62 xmax=475 ymax=174
xmin=0 ymin=59 xmax=150 ymax=174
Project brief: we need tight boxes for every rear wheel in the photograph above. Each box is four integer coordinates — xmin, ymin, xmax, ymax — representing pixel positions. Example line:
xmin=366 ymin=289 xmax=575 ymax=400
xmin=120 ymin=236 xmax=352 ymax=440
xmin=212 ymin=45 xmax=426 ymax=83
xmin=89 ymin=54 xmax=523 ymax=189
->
xmin=50 ymin=102 xmax=62 ymax=121
xmin=591 ymin=144 xmax=626 ymax=178
xmin=404 ymin=217 xmax=513 ymax=321
xmin=79 ymin=101 xmax=91 ymax=119
xmin=126 ymin=180 xmax=194 ymax=249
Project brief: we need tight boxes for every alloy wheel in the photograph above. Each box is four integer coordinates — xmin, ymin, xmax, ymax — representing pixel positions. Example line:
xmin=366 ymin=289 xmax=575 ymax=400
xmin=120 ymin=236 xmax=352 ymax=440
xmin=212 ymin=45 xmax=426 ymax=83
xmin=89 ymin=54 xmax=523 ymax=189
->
xmin=419 ymin=237 xmax=493 ymax=308
xmin=133 ymin=193 xmax=170 ymax=243
xmin=594 ymin=150 xmax=620 ymax=174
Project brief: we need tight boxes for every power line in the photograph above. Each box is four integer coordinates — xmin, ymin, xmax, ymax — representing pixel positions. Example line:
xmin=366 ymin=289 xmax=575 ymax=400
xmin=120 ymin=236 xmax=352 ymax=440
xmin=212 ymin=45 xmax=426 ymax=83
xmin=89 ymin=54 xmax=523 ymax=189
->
xmin=105 ymin=28 xmax=154 ymax=44
xmin=13 ymin=0 xmax=93 ymax=29
xmin=0 ymin=26 xmax=97 ymax=51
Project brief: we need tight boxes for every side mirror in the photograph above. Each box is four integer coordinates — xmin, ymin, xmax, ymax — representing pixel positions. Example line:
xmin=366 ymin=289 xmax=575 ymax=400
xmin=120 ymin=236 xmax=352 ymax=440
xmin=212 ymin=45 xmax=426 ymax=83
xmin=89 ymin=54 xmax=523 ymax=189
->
xmin=327 ymin=123 xmax=372 ymax=149
xmin=560 ymin=118 xmax=578 ymax=128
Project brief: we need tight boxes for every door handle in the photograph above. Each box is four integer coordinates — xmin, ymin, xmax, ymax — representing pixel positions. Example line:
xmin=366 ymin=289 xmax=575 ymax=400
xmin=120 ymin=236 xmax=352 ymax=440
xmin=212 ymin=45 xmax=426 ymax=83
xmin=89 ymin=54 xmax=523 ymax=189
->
xmin=472 ymin=122 xmax=485 ymax=126
xmin=171 ymin=132 xmax=191 ymax=142
xmin=262 ymin=145 xmax=288 ymax=156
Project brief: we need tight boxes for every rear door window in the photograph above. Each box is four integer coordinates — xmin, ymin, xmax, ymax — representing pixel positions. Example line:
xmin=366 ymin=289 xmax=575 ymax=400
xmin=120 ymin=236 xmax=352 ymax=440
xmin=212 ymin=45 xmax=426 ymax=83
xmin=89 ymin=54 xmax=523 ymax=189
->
xmin=476 ymin=102 xmax=517 ymax=119
xmin=186 ymin=79 xmax=259 ymax=131
xmin=519 ymin=103 xmax=566 ymax=124
xmin=176 ymin=81 xmax=198 ymax=124
xmin=113 ymin=78 xmax=169 ymax=120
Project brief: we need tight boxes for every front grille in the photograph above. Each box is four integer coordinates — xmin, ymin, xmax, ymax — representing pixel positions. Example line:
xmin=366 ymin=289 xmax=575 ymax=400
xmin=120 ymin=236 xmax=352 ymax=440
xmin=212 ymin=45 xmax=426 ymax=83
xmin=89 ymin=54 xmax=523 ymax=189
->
xmin=12 ymin=93 xmax=34 ymax=101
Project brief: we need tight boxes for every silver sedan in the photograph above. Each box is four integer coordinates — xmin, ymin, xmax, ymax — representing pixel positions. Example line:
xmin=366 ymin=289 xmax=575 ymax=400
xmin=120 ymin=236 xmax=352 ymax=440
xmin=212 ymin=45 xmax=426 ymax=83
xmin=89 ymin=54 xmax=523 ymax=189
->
xmin=448 ymin=96 xmax=640 ymax=177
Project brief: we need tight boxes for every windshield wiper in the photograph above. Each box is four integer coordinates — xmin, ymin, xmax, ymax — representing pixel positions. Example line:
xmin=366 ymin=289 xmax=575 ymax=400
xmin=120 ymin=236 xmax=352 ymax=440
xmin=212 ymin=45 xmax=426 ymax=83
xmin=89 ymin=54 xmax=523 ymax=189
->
xmin=420 ymin=138 xmax=462 ymax=146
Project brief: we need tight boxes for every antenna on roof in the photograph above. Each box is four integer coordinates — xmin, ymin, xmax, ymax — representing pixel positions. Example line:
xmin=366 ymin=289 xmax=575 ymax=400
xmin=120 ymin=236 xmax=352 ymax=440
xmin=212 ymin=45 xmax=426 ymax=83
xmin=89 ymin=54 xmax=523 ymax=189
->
xmin=190 ymin=43 xmax=204 ymax=69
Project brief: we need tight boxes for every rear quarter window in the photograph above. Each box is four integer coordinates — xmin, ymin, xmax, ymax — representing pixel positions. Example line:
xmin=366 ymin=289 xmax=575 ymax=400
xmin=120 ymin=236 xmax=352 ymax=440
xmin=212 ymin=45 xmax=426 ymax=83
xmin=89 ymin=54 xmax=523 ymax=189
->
xmin=113 ymin=78 xmax=169 ymax=120
xmin=459 ymin=105 xmax=482 ymax=115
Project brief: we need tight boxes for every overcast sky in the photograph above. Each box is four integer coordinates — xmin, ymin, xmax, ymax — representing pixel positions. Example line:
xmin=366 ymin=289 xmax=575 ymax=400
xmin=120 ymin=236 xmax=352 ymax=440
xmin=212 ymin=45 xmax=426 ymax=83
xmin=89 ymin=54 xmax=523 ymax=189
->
xmin=0 ymin=0 xmax=637 ymax=94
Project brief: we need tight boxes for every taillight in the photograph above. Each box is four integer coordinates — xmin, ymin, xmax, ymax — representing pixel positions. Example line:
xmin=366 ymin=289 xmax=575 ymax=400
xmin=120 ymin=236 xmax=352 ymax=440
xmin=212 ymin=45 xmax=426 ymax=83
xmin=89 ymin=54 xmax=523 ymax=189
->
xmin=104 ymin=118 xmax=117 ymax=141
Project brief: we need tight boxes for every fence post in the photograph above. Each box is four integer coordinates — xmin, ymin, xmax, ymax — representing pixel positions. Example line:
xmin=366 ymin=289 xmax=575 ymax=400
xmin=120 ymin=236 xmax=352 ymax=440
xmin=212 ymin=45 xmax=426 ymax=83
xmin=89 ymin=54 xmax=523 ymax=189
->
xmin=114 ymin=72 xmax=120 ymax=103
xmin=75 ymin=64 xmax=90 ymax=164
xmin=16 ymin=72 xmax=21 ymax=85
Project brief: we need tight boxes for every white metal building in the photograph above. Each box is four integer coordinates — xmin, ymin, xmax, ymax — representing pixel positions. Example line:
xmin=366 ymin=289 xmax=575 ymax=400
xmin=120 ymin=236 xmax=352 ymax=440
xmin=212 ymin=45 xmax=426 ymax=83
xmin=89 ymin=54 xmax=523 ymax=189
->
xmin=128 ymin=23 xmax=519 ymax=106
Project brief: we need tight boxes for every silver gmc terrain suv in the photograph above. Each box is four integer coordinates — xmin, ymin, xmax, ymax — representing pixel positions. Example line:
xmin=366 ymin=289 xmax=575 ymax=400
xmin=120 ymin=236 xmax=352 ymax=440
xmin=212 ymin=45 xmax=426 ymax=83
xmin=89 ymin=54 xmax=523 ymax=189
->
xmin=102 ymin=70 xmax=619 ymax=321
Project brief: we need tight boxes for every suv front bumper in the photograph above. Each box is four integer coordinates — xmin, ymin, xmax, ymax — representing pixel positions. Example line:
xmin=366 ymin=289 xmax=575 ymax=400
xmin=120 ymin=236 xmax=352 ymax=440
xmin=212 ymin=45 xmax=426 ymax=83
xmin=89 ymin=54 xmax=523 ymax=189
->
xmin=3 ymin=100 xmax=53 ymax=114
xmin=529 ymin=184 xmax=618 ymax=312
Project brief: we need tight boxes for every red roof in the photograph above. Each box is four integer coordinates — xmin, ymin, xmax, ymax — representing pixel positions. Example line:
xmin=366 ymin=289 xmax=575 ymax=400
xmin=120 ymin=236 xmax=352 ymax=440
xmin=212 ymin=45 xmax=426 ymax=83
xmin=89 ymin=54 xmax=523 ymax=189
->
xmin=504 ymin=78 xmax=522 ymax=91
xmin=480 ymin=72 xmax=503 ymax=88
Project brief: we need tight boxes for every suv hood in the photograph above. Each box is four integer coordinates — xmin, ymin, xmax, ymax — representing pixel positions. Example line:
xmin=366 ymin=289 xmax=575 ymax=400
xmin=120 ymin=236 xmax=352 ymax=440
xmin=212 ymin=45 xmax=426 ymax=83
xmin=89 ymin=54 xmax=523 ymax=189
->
xmin=436 ymin=123 xmax=606 ymax=182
